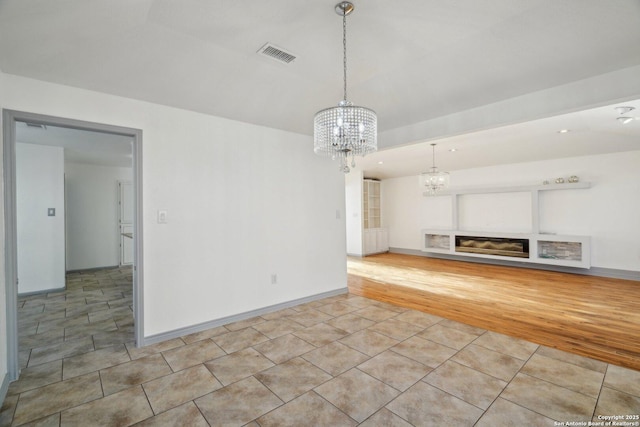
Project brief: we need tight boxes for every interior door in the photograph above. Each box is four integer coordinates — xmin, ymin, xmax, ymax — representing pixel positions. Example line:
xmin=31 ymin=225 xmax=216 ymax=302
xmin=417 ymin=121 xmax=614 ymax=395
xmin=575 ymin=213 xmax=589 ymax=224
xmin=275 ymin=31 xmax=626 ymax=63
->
xmin=118 ymin=181 xmax=133 ymax=265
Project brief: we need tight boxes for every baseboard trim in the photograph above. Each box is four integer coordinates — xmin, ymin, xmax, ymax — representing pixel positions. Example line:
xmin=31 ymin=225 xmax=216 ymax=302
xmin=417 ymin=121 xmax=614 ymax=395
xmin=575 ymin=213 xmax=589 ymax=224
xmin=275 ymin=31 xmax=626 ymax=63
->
xmin=0 ymin=372 xmax=10 ymax=408
xmin=65 ymin=265 xmax=121 ymax=274
xmin=18 ymin=286 xmax=66 ymax=297
xmin=389 ymin=248 xmax=640 ymax=281
xmin=587 ymin=267 xmax=640 ymax=281
xmin=141 ymin=287 xmax=349 ymax=347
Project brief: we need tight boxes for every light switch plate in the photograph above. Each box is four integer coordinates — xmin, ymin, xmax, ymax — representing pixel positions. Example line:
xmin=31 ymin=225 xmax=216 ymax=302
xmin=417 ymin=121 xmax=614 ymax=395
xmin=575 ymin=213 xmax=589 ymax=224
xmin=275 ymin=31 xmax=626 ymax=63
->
xmin=157 ymin=210 xmax=168 ymax=224
xmin=47 ymin=208 xmax=55 ymax=216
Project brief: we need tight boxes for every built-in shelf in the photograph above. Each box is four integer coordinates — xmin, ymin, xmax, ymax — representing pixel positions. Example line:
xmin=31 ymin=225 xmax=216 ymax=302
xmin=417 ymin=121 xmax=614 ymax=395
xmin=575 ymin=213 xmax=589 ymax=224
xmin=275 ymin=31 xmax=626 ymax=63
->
xmin=422 ymin=230 xmax=590 ymax=268
xmin=363 ymin=179 xmax=381 ymax=229
xmin=425 ymin=233 xmax=450 ymax=251
xmin=421 ymin=181 xmax=592 ymax=268
xmin=363 ymin=179 xmax=388 ymax=255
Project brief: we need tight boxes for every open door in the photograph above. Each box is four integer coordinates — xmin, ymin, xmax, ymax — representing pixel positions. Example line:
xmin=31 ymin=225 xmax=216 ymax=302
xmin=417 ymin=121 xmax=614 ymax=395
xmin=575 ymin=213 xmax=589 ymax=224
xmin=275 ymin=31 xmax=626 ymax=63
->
xmin=119 ymin=180 xmax=133 ymax=266
xmin=3 ymin=110 xmax=144 ymax=384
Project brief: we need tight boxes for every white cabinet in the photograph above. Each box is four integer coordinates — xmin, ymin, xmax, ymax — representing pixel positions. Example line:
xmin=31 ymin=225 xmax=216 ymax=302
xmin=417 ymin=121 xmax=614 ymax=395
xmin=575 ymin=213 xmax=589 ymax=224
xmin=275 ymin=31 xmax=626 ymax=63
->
xmin=364 ymin=229 xmax=377 ymax=254
xmin=364 ymin=228 xmax=389 ymax=255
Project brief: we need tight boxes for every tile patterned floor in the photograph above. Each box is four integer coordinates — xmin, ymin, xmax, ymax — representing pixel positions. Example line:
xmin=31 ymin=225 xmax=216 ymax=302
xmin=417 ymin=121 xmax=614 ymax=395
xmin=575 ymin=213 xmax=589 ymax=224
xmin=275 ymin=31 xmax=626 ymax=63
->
xmin=1 ymin=267 xmax=640 ymax=426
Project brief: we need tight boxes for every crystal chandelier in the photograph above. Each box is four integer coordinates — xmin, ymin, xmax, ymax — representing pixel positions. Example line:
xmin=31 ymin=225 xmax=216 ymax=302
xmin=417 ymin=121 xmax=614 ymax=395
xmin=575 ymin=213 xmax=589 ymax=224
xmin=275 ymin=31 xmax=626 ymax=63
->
xmin=420 ymin=143 xmax=450 ymax=195
xmin=314 ymin=1 xmax=377 ymax=174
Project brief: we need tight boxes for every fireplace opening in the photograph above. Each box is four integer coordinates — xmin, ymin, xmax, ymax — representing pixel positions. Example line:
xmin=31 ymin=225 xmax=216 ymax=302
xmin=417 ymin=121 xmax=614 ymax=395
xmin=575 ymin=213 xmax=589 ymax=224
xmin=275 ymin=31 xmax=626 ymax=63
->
xmin=455 ymin=235 xmax=529 ymax=258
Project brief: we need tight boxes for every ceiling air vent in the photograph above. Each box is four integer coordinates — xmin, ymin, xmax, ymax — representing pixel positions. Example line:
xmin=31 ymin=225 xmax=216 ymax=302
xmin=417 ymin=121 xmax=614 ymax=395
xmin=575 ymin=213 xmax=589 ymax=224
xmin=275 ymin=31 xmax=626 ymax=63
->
xmin=257 ymin=43 xmax=297 ymax=64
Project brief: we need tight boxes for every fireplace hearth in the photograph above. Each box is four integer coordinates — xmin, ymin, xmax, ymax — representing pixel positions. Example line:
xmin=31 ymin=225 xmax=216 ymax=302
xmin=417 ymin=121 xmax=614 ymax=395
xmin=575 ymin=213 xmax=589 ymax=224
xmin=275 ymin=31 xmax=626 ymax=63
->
xmin=455 ymin=235 xmax=530 ymax=258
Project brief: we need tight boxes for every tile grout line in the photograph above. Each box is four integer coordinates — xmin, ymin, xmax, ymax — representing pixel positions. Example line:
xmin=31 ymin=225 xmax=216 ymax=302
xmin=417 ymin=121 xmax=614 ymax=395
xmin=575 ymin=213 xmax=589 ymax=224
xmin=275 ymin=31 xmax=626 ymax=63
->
xmin=393 ymin=326 xmax=490 ymax=421
xmin=138 ymin=376 xmax=156 ymax=418
xmin=10 ymin=272 xmax=639 ymax=426
xmin=471 ymin=340 xmax=543 ymax=426
xmin=590 ymin=363 xmax=609 ymax=422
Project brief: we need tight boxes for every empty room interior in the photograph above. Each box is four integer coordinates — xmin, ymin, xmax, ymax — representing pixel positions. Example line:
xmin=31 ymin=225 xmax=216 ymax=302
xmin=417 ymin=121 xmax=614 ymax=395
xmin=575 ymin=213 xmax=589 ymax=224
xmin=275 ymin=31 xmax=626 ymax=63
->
xmin=1 ymin=1 xmax=639 ymax=426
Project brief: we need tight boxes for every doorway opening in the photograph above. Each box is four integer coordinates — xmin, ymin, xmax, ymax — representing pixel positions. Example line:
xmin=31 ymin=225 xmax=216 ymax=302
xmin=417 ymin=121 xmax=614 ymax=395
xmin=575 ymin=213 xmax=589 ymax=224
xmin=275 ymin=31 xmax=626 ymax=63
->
xmin=3 ymin=110 xmax=143 ymax=382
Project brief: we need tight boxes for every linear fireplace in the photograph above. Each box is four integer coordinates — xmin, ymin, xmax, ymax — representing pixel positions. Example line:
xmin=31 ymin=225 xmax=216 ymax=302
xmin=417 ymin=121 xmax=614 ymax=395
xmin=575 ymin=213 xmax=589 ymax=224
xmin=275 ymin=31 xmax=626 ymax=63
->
xmin=455 ymin=235 xmax=530 ymax=258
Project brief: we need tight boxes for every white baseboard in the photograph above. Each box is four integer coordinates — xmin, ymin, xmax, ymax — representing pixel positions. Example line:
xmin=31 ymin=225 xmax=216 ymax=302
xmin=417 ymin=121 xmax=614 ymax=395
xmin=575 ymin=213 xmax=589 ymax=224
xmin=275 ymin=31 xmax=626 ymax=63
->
xmin=65 ymin=265 xmax=121 ymax=274
xmin=18 ymin=286 xmax=66 ymax=297
xmin=141 ymin=287 xmax=349 ymax=347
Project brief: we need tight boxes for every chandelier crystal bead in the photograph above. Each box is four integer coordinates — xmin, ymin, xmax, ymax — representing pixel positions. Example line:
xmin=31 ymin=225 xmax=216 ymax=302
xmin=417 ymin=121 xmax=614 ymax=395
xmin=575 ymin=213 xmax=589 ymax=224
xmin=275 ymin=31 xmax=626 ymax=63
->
xmin=313 ymin=2 xmax=377 ymax=174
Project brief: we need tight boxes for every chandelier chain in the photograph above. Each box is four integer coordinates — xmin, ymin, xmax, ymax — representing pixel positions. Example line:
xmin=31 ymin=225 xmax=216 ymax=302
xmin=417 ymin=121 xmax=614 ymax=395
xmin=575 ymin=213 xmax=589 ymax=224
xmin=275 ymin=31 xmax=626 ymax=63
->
xmin=342 ymin=7 xmax=347 ymax=102
xmin=432 ymin=143 xmax=436 ymax=170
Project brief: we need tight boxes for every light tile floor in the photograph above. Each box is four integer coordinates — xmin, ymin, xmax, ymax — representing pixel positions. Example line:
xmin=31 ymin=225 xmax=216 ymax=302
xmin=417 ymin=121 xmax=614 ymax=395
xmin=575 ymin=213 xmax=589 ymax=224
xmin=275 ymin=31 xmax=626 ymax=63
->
xmin=1 ymin=267 xmax=639 ymax=426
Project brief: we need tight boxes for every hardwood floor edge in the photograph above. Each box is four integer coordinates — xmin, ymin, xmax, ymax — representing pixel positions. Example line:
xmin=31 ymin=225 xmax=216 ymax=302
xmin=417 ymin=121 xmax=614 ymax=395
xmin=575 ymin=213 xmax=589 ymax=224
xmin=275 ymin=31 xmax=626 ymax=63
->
xmin=347 ymin=253 xmax=640 ymax=372
xmin=388 ymin=247 xmax=640 ymax=281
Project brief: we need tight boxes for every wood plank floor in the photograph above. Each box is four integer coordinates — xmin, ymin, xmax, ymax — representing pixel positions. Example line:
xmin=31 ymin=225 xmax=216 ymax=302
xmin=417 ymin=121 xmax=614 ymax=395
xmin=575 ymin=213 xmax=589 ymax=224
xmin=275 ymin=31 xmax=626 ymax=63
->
xmin=347 ymin=253 xmax=640 ymax=371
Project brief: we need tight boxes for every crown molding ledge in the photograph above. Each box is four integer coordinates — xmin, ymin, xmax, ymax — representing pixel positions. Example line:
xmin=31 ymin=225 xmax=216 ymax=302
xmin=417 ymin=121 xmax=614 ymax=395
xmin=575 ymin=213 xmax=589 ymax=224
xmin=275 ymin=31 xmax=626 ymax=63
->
xmin=379 ymin=64 xmax=640 ymax=149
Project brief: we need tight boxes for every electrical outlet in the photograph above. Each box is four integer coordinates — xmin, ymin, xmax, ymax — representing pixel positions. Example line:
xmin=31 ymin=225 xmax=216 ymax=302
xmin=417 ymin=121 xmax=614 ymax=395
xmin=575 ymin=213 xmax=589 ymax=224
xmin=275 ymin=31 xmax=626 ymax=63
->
xmin=47 ymin=208 xmax=55 ymax=216
xmin=271 ymin=274 xmax=277 ymax=285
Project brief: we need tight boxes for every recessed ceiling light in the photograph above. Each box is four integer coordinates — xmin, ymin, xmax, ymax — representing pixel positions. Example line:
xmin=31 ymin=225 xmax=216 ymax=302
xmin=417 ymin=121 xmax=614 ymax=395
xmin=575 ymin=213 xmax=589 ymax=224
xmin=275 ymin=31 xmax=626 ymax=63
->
xmin=449 ymin=148 xmax=457 ymax=152
xmin=617 ymin=117 xmax=634 ymax=124
xmin=558 ymin=129 xmax=570 ymax=134
xmin=377 ymin=161 xmax=383 ymax=165
xmin=614 ymin=106 xmax=635 ymax=115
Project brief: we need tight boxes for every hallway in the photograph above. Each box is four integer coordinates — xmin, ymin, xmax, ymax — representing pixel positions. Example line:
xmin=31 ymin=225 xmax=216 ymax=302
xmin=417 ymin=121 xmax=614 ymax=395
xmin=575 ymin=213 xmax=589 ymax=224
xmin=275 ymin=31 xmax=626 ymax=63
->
xmin=17 ymin=267 xmax=133 ymax=370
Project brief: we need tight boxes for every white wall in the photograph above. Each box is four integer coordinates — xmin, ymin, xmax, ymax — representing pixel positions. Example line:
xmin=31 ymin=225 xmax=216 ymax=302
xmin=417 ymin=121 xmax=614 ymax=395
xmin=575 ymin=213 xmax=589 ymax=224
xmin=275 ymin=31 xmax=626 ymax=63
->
xmin=0 ymin=72 xmax=347 ymax=338
xmin=345 ymin=169 xmax=363 ymax=256
xmin=381 ymin=176 xmax=423 ymax=250
xmin=65 ymin=162 xmax=132 ymax=271
xmin=382 ymin=151 xmax=640 ymax=272
xmin=16 ymin=143 xmax=66 ymax=293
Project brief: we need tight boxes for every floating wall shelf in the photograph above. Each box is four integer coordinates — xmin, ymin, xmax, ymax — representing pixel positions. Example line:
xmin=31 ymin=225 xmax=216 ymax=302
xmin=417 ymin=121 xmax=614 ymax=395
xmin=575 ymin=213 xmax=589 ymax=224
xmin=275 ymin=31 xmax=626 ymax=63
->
xmin=423 ymin=181 xmax=590 ymax=197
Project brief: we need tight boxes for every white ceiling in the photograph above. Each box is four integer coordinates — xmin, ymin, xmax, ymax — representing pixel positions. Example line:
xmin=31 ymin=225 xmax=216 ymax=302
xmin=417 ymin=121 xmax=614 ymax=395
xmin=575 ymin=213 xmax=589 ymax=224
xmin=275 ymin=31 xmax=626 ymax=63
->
xmin=360 ymin=99 xmax=640 ymax=179
xmin=1 ymin=0 xmax=640 ymax=176
xmin=15 ymin=122 xmax=133 ymax=168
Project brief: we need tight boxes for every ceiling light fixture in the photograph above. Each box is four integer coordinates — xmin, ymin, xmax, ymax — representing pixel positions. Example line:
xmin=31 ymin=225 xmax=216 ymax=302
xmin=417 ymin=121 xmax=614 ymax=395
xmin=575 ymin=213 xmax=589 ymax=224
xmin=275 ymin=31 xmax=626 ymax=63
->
xmin=313 ymin=2 xmax=377 ymax=173
xmin=420 ymin=143 xmax=449 ymax=195
xmin=558 ymin=129 xmax=570 ymax=134
xmin=614 ymin=106 xmax=637 ymax=125
xmin=614 ymin=106 xmax=635 ymax=115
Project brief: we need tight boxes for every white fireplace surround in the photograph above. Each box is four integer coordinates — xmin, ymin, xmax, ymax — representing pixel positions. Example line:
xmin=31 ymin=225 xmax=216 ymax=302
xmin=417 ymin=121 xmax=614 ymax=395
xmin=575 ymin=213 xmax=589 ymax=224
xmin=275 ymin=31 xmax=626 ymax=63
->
xmin=420 ymin=181 xmax=591 ymax=268
xmin=423 ymin=229 xmax=590 ymax=268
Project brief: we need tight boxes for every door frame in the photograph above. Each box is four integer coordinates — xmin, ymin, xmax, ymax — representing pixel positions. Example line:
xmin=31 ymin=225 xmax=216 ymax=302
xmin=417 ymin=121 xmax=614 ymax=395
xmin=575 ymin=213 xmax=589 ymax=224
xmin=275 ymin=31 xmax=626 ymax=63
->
xmin=2 ymin=109 xmax=144 ymax=382
xmin=118 ymin=180 xmax=134 ymax=266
